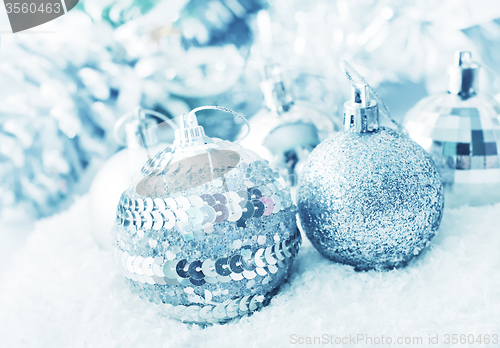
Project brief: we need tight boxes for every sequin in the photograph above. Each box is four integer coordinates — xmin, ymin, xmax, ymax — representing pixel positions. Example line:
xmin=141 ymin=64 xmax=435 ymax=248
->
xmin=258 ymin=185 xmax=271 ymax=197
xmin=212 ymin=193 xmax=227 ymax=205
xmin=142 ymin=257 xmax=154 ymax=276
xmin=237 ymin=190 xmax=249 ymax=208
xmin=264 ymin=246 xmax=277 ymax=265
xmin=152 ymin=262 xmax=165 ymax=277
xmin=142 ymin=212 xmax=153 ymax=230
xmin=200 ymin=206 xmax=216 ymax=224
xmin=144 ymin=197 xmax=154 ymax=212
xmin=163 ymin=260 xmax=178 ymax=279
xmin=188 ymin=260 xmax=204 ymax=280
xmin=239 ymin=296 xmax=250 ymax=313
xmin=164 ymin=198 xmax=177 ymax=210
xmin=254 ymin=248 xmax=266 ymax=268
xmin=200 ymin=194 xmax=216 ymax=206
xmin=242 ymin=270 xmax=256 ymax=279
xmin=153 ymin=198 xmax=166 ymax=211
xmin=153 ymin=275 xmax=167 ymax=285
xmin=224 ymin=192 xmax=241 ymax=206
xmin=199 ymin=306 xmax=214 ymax=319
xmin=161 ymin=210 xmax=176 ymax=229
xmin=271 ymin=194 xmax=281 ymax=213
xmin=252 ymin=200 xmax=265 ymax=218
xmin=260 ymin=197 xmax=274 ymax=216
xmin=176 ymin=259 xmax=190 ymax=278
xmin=248 ymin=187 xmax=262 ymax=200
xmin=126 ymin=255 xmax=135 ymax=273
xmin=175 ymin=197 xmax=191 ymax=211
xmin=215 ymin=257 xmax=231 ymax=276
xmin=217 ymin=275 xmax=231 ymax=283
xmin=241 ymin=201 xmax=254 ymax=220
xmin=151 ymin=211 xmax=163 ymax=230
xmin=201 ymin=259 xmax=218 ymax=278
xmin=229 ymin=255 xmax=244 ymax=273
xmin=226 ymin=204 xmax=243 ymax=222
xmin=189 ymin=278 xmax=206 ymax=286
xmin=213 ymin=204 xmax=229 ymax=223
xmin=186 ymin=207 xmax=204 ymax=225
xmin=133 ymin=256 xmax=144 ymax=275
xmin=173 ymin=210 xmax=189 ymax=223
xmin=188 ymin=195 xmax=204 ymax=208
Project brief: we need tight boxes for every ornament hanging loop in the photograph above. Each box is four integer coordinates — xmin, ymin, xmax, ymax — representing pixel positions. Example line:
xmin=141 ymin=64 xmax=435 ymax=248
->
xmin=340 ymin=60 xmax=404 ymax=133
xmin=186 ymin=105 xmax=251 ymax=143
xmin=113 ymin=107 xmax=178 ymax=147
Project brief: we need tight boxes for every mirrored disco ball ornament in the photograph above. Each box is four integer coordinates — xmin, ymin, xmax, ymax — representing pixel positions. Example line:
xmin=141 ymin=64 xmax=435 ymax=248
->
xmin=239 ymin=64 xmax=337 ymax=186
xmin=298 ymin=79 xmax=444 ymax=271
xmin=403 ymin=51 xmax=500 ymax=207
xmin=114 ymin=106 xmax=300 ymax=324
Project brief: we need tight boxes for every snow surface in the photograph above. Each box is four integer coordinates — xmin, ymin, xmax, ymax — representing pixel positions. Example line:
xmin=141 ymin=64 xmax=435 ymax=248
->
xmin=0 ymin=196 xmax=499 ymax=347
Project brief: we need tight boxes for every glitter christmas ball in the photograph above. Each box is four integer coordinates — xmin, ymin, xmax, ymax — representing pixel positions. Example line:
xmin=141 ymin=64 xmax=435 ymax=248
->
xmin=114 ymin=107 xmax=300 ymax=324
xmin=298 ymin=85 xmax=444 ymax=271
xmin=403 ymin=52 xmax=500 ymax=207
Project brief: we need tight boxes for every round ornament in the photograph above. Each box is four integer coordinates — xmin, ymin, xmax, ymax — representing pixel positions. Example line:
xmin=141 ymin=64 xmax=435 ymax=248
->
xmin=114 ymin=106 xmax=300 ymax=324
xmin=88 ymin=109 xmax=177 ymax=249
xmin=239 ymin=64 xmax=337 ymax=186
xmin=403 ymin=51 xmax=500 ymax=207
xmin=298 ymin=81 xmax=444 ymax=271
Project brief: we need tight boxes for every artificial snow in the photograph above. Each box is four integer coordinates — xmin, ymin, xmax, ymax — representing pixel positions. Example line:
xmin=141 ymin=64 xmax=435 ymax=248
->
xmin=0 ymin=196 xmax=499 ymax=347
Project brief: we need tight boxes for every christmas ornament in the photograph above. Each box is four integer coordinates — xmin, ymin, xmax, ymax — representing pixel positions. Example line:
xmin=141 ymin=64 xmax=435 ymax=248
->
xmin=403 ymin=51 xmax=500 ymax=207
xmin=88 ymin=109 xmax=177 ymax=250
xmin=298 ymin=63 xmax=444 ymax=271
xmin=239 ymin=64 xmax=337 ymax=186
xmin=114 ymin=106 xmax=301 ymax=324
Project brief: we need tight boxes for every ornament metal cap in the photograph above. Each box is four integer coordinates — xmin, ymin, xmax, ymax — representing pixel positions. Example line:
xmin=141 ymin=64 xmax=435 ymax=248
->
xmin=343 ymin=83 xmax=379 ymax=133
xmin=448 ymin=51 xmax=479 ymax=100
xmin=174 ymin=112 xmax=206 ymax=147
xmin=260 ymin=63 xmax=294 ymax=114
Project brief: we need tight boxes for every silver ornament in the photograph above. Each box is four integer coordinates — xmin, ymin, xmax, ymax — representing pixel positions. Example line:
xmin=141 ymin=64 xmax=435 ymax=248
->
xmin=298 ymin=84 xmax=444 ymax=271
xmin=114 ymin=106 xmax=300 ymax=324
xmin=404 ymin=51 xmax=500 ymax=207
xmin=239 ymin=64 xmax=337 ymax=186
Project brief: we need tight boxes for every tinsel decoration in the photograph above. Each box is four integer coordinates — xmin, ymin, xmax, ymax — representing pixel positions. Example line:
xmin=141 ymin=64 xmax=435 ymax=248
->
xmin=0 ymin=41 xmax=106 ymax=220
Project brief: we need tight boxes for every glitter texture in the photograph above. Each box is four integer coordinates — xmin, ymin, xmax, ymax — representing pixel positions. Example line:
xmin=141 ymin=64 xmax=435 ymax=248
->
xmin=298 ymin=127 xmax=444 ymax=271
xmin=115 ymin=138 xmax=301 ymax=324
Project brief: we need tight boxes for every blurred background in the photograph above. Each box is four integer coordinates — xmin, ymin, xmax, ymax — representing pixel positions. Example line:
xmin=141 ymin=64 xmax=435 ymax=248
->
xmin=1 ymin=0 xmax=500 ymax=279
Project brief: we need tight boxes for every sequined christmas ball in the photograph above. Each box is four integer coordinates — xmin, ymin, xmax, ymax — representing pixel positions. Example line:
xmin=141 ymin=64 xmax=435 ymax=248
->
xmin=114 ymin=111 xmax=300 ymax=324
xmin=298 ymin=127 xmax=444 ymax=271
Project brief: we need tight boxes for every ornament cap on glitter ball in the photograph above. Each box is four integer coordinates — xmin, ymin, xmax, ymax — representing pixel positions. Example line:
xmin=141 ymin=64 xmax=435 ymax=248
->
xmin=343 ymin=84 xmax=379 ymax=133
xmin=298 ymin=62 xmax=444 ymax=271
xmin=403 ymin=51 xmax=500 ymax=207
xmin=114 ymin=106 xmax=301 ymax=325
